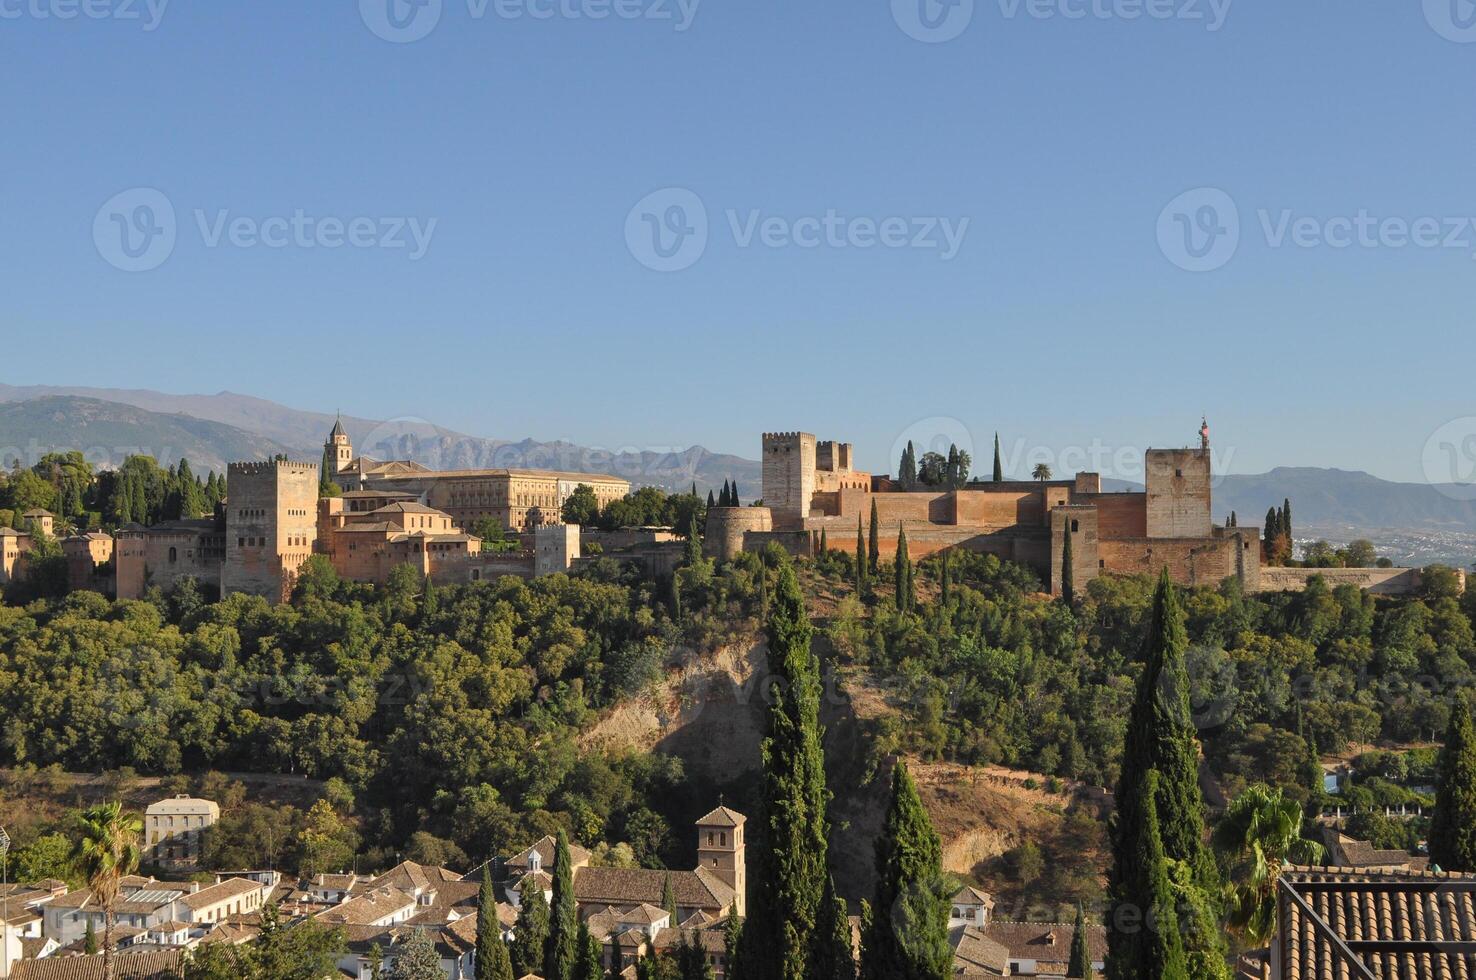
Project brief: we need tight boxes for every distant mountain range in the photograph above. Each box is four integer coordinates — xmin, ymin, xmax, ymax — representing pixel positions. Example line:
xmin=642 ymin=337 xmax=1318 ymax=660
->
xmin=0 ymin=385 xmax=761 ymax=493
xmin=3 ymin=384 xmax=1474 ymax=559
xmin=1103 ymin=468 xmax=1476 ymax=535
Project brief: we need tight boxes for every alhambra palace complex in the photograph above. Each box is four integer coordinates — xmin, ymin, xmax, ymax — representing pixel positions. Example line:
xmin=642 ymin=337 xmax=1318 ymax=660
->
xmin=0 ymin=418 xmax=1446 ymax=600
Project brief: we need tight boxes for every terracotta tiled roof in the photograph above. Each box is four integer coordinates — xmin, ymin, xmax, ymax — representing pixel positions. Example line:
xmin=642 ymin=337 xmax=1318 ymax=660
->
xmin=573 ymin=867 xmax=732 ymax=912
xmin=10 ymin=949 xmax=184 ymax=979
xmin=950 ymin=885 xmax=995 ymax=908
xmin=1274 ymin=865 xmax=1476 ymax=980
xmin=695 ymin=806 xmax=747 ymax=828
xmin=950 ymin=924 xmax=1010 ymax=976
xmin=980 ymin=919 xmax=1107 ymax=972
xmin=178 ymin=877 xmax=261 ymax=911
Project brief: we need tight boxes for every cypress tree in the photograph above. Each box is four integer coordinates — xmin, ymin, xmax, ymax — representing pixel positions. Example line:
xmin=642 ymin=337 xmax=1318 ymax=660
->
xmin=899 ymin=442 xmax=917 ymax=490
xmin=724 ymin=903 xmax=744 ymax=980
xmin=811 ymin=874 xmax=856 ymax=980
xmin=477 ymin=869 xmax=515 ymax=980
xmin=685 ymin=512 xmax=703 ymax=566
xmin=820 ymin=528 xmax=828 ymax=555
xmin=868 ymin=500 xmax=880 ymax=574
xmin=662 ymin=872 xmax=678 ymax=922
xmin=85 ymin=920 xmax=98 ymax=956
xmin=546 ymin=832 xmax=578 ymax=980
xmin=510 ymin=887 xmax=549 ymax=979
xmin=575 ymin=918 xmax=603 ymax=980
xmin=1107 ymin=773 xmax=1189 ymax=980
xmin=864 ymin=761 xmax=951 ymax=980
xmin=1430 ymin=698 xmax=1476 ymax=872
xmin=320 ymin=444 xmax=337 ymax=497
xmin=732 ymin=482 xmax=740 ymax=504
xmin=1108 ymin=573 xmax=1219 ymax=975
xmin=1282 ymin=498 xmax=1292 ymax=543
xmin=708 ymin=489 xmax=716 ymax=508
xmin=945 ymin=444 xmax=960 ymax=489
xmin=1060 ymin=519 xmax=1074 ymax=604
xmin=855 ymin=517 xmax=868 ymax=596
xmin=940 ymin=548 xmax=951 ymax=606
xmin=992 ymin=433 xmax=1003 ymax=482
xmin=894 ymin=527 xmax=912 ymax=613
xmin=1115 ymin=572 xmax=1215 ymax=880
xmin=1068 ymin=902 xmax=1094 ymax=978
xmin=744 ymin=560 xmax=829 ymax=980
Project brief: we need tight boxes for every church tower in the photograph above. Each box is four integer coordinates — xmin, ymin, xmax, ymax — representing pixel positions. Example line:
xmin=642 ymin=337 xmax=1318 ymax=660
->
xmin=326 ymin=416 xmax=353 ymax=476
xmin=696 ymin=806 xmax=747 ymax=916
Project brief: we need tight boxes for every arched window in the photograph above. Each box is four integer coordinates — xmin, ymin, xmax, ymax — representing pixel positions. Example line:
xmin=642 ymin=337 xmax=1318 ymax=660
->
xmin=168 ymin=547 xmax=177 ymax=563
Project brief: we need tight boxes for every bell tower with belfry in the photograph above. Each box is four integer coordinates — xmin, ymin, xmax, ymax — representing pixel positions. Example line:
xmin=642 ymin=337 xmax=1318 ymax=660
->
xmin=695 ymin=806 xmax=747 ymax=916
xmin=326 ymin=415 xmax=353 ymax=476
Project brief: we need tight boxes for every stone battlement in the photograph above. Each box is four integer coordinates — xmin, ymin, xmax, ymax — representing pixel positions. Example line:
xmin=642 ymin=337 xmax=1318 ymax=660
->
xmin=228 ymin=460 xmax=316 ymax=475
xmin=762 ymin=432 xmax=812 ymax=442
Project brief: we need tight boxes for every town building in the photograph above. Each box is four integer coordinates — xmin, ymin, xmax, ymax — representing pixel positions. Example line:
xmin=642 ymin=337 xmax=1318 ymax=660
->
xmin=143 ymin=796 xmax=220 ymax=870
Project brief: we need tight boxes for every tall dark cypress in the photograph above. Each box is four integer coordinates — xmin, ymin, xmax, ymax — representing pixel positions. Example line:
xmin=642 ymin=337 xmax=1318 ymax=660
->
xmin=732 ymin=482 xmax=740 ymax=504
xmin=510 ymin=887 xmax=549 ymax=979
xmin=546 ymin=832 xmax=578 ymax=980
xmin=899 ymin=442 xmax=917 ymax=489
xmin=724 ymin=903 xmax=744 ymax=980
xmin=685 ymin=512 xmax=704 ymax=566
xmin=855 ymin=517 xmax=868 ymax=596
xmin=820 ymin=528 xmax=828 ymax=554
xmin=992 ymin=433 xmax=1004 ymax=482
xmin=1430 ymin=698 xmax=1476 ymax=872
xmin=940 ymin=549 xmax=951 ymax=606
xmin=1282 ymin=498 xmax=1292 ymax=543
xmin=1060 ymin=520 xmax=1074 ymax=604
xmin=745 ymin=560 xmax=830 ymax=980
xmin=811 ymin=874 xmax=856 ymax=980
xmin=1108 ymin=572 xmax=1218 ymax=976
xmin=894 ymin=527 xmax=912 ymax=613
xmin=708 ymin=489 xmax=717 ymax=508
xmin=476 ymin=869 xmax=514 ymax=980
xmin=945 ymin=444 xmax=960 ymax=489
xmin=1114 ymin=571 xmax=1215 ymax=882
xmin=1068 ymin=902 xmax=1094 ymax=978
xmin=868 ymin=500 xmax=880 ymax=574
xmin=864 ymin=761 xmax=951 ymax=980
xmin=575 ymin=919 xmax=603 ymax=980
xmin=1107 ymin=773 xmax=1189 ymax=980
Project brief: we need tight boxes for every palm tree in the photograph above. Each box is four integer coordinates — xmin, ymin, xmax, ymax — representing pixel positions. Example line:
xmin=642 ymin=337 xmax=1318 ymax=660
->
xmin=1211 ymin=785 xmax=1324 ymax=946
xmin=72 ymin=802 xmax=142 ymax=980
xmin=1032 ymin=463 xmax=1052 ymax=482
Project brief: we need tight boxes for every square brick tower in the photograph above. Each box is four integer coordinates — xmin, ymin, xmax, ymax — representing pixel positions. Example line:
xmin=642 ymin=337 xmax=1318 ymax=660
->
xmin=762 ymin=432 xmax=816 ymax=531
xmin=696 ymin=806 xmax=747 ymax=917
xmin=223 ymin=460 xmax=320 ymax=601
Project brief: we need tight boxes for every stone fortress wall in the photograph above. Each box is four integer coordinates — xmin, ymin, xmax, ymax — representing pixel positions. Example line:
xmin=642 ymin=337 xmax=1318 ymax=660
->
xmin=732 ymin=426 xmax=1273 ymax=595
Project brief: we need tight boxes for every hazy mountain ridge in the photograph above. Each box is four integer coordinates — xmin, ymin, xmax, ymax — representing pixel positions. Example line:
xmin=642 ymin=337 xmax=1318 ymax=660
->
xmin=0 ymin=385 xmax=761 ymax=492
xmin=0 ymin=396 xmax=296 ymax=473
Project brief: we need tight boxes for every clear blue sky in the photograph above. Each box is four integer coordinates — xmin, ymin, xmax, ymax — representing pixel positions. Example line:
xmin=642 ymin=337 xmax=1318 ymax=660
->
xmin=4 ymin=0 xmax=1475 ymax=482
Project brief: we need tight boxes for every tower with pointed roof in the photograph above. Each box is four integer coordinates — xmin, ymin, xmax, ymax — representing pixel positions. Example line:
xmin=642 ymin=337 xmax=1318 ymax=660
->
xmin=326 ymin=416 xmax=353 ymax=476
xmin=695 ymin=806 xmax=746 ymax=916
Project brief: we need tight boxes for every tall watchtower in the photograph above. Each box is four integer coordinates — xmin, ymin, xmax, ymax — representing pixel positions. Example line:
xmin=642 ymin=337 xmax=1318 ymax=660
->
xmin=762 ymin=432 xmax=816 ymax=531
xmin=223 ymin=460 xmax=320 ymax=601
xmin=326 ymin=416 xmax=353 ymax=476
xmin=1144 ymin=419 xmax=1213 ymax=539
xmin=696 ymin=806 xmax=747 ymax=917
